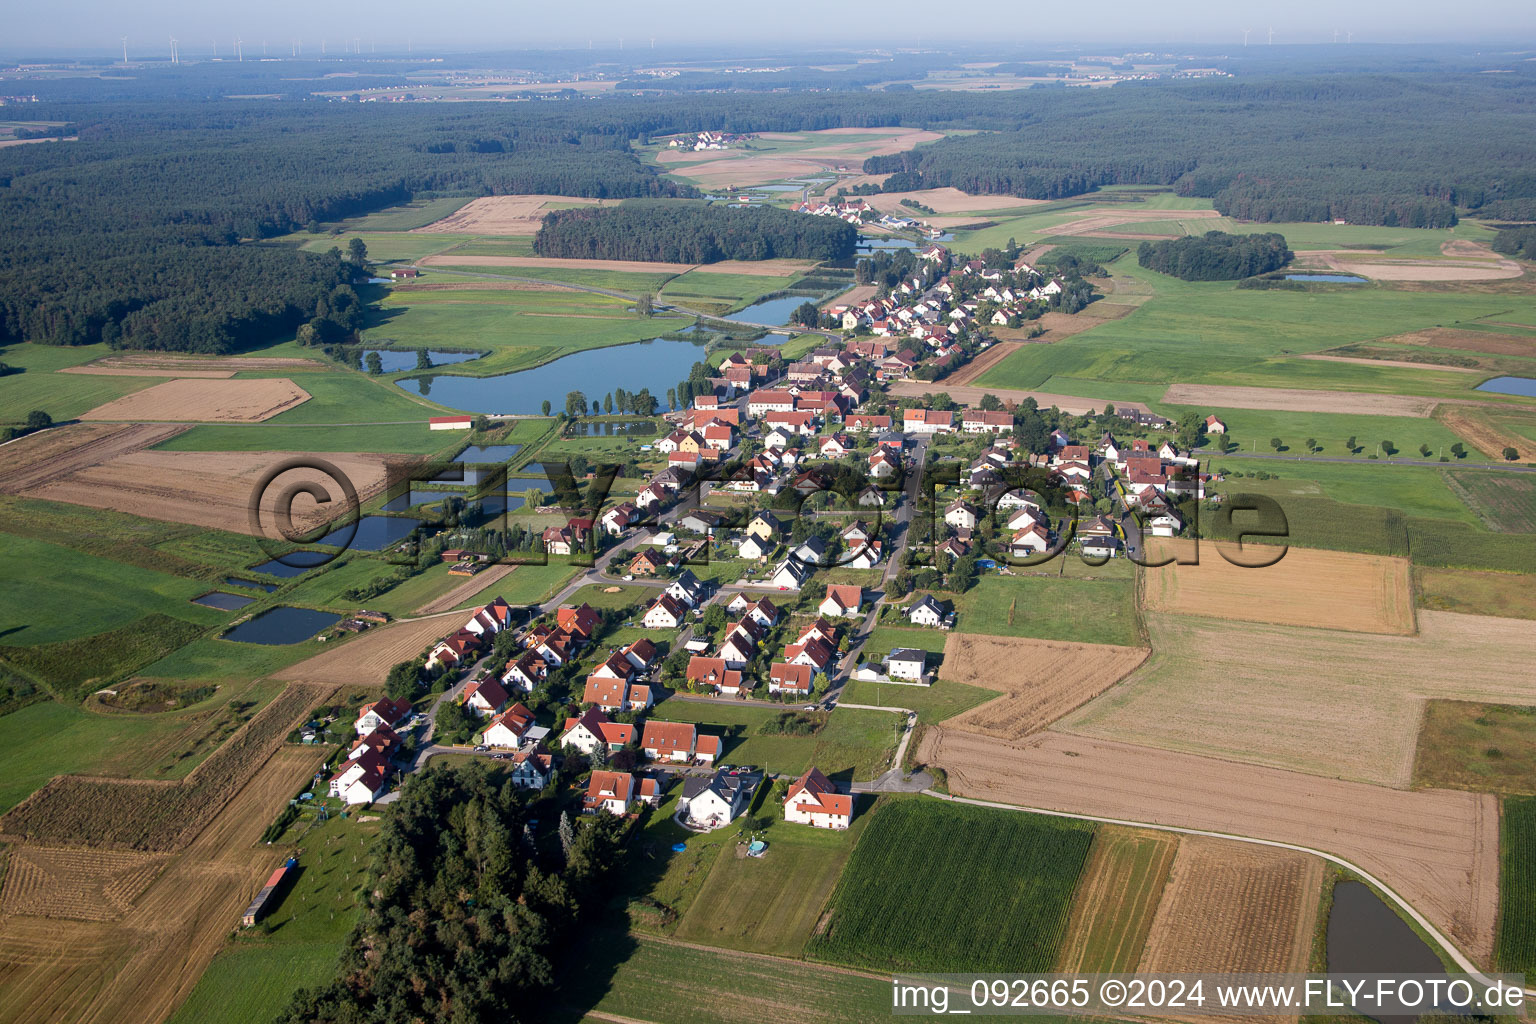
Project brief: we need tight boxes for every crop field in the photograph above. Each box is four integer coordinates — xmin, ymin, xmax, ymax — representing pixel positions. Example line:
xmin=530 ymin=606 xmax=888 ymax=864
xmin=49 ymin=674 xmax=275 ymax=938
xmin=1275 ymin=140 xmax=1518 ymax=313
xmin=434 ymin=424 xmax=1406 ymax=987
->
xmin=0 ymin=422 xmax=187 ymax=496
xmin=673 ymin=804 xmax=869 ymax=956
xmin=1056 ymin=826 xmax=1179 ymax=973
xmin=1416 ymin=567 xmax=1536 ymax=620
xmin=1137 ymin=836 xmax=1323 ymax=974
xmin=411 ymin=193 xmax=602 ymax=234
xmin=0 ymin=845 xmax=169 ymax=921
xmin=0 ymin=743 xmax=326 ymax=1024
xmin=915 ymin=728 xmax=1499 ymax=966
xmin=329 ymin=195 xmax=475 ymax=231
xmin=432 ymin=262 xmax=678 ymax=293
xmin=0 ymin=343 xmax=172 ymax=423
xmin=651 ymin=701 xmax=900 ymax=781
xmin=953 ymin=568 xmax=1141 ymax=646
xmin=79 ymin=377 xmax=311 ymax=423
xmin=1444 ymin=470 xmax=1536 ymax=532
xmin=1066 ymin=611 xmax=1536 ymax=787
xmin=1141 ymin=542 xmax=1415 ymax=635
xmin=154 ymin=421 xmax=446 ymax=455
xmin=1496 ymin=796 xmax=1536 ymax=974
xmin=807 ymin=797 xmax=1093 ymax=972
xmin=1412 ymin=701 xmax=1536 ymax=795
xmin=0 ymin=682 xmax=327 ymax=851
xmin=24 ymin=448 xmax=409 ymax=536
xmin=939 ymin=634 xmax=1148 ymax=742
xmin=273 ymin=613 xmax=461 ymax=685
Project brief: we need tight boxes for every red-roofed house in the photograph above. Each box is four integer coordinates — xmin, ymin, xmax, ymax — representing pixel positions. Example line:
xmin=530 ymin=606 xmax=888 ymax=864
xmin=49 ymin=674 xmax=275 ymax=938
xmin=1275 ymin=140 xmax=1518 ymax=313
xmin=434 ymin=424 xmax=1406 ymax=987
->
xmin=583 ymin=677 xmax=653 ymax=713
xmin=962 ymin=409 xmax=1013 ymax=434
xmin=584 ymin=771 xmax=636 ymax=815
xmin=355 ymin=697 xmax=412 ymax=737
xmin=903 ymin=408 xmax=955 ymax=435
xmin=560 ymin=707 xmax=635 ymax=755
xmin=686 ymin=656 xmax=744 ymax=696
xmin=463 ymin=678 xmax=509 ymax=717
xmin=483 ymin=702 xmax=536 ymax=747
xmin=769 ymin=662 xmax=814 ymax=695
xmin=784 ymin=767 xmax=853 ymax=829
xmin=818 ymin=584 xmax=864 ymax=619
xmin=557 ymin=604 xmax=601 ymax=641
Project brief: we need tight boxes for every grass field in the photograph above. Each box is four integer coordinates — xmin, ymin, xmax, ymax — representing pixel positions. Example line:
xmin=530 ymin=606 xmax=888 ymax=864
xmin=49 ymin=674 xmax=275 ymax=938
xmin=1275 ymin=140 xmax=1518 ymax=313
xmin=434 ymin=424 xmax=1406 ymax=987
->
xmin=1193 ymin=407 xmax=1484 ymax=461
xmin=434 ymin=262 xmax=676 ymax=293
xmin=259 ymin=371 xmax=446 ymax=424
xmin=329 ymin=196 xmax=474 ymax=232
xmin=1497 ymin=796 xmax=1536 ymax=975
xmin=1057 ymin=826 xmax=1179 ymax=972
xmin=0 ymin=343 xmax=165 ymax=423
xmin=0 ymin=496 xmax=267 ymax=577
xmin=651 ymin=701 xmax=901 ymax=781
xmin=280 ymin=230 xmax=475 ymax=262
xmin=1445 ymin=470 xmax=1536 ymax=532
xmin=673 ymin=798 xmax=870 ymax=956
xmin=1412 ymin=701 xmax=1536 ymax=795
xmin=839 ymin=677 xmax=1000 ymax=724
xmin=953 ymin=567 xmax=1141 ymax=647
xmin=806 ymin=797 xmax=1093 ymax=972
xmin=1416 ymin=567 xmax=1536 ymax=620
xmin=166 ymin=813 xmax=378 ymax=1024
xmin=1210 ymin=458 xmax=1484 ymax=524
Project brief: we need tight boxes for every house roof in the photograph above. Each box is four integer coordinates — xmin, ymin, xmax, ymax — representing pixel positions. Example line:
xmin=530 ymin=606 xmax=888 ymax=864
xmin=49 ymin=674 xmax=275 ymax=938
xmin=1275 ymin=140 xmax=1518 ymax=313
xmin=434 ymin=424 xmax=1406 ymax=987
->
xmin=647 ymin=593 xmax=689 ymax=621
xmin=488 ymin=702 xmax=535 ymax=737
xmin=586 ymin=770 xmax=634 ymax=805
xmin=822 ymin=584 xmax=862 ymax=611
xmin=464 ymin=678 xmax=508 ymax=709
xmin=557 ymin=603 xmax=600 ymax=638
xmin=788 ymin=767 xmax=854 ymax=817
xmin=359 ymin=696 xmax=412 ymax=728
xmin=641 ymin=720 xmax=696 ymax=754
xmin=889 ymin=648 xmax=926 ymax=665
xmin=622 ymin=637 xmax=658 ymax=664
xmin=770 ymin=663 xmax=814 ymax=689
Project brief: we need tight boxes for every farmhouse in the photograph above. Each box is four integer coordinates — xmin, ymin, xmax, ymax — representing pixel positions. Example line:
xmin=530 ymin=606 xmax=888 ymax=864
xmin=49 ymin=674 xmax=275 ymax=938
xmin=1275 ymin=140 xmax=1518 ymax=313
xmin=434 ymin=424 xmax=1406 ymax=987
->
xmin=784 ymin=767 xmax=853 ymax=829
xmin=962 ymin=410 xmax=1013 ymax=434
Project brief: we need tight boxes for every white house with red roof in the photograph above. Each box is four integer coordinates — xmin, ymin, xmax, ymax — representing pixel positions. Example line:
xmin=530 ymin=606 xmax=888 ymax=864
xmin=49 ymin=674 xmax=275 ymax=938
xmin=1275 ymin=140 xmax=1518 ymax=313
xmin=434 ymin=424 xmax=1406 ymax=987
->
xmin=640 ymin=721 xmax=722 ymax=764
xmin=642 ymin=594 xmax=689 ymax=629
xmin=559 ymin=707 xmax=635 ymax=755
xmin=355 ymin=697 xmax=412 ymax=737
xmin=769 ymin=662 xmax=814 ymax=696
xmin=501 ymin=650 xmax=548 ymax=692
xmin=582 ymin=676 xmax=653 ymax=713
xmin=463 ymin=677 xmax=509 ymax=717
xmin=818 ymin=584 xmax=863 ymax=619
xmin=784 ymin=767 xmax=853 ymax=829
xmin=584 ymin=771 xmax=637 ymax=815
xmin=483 ymin=702 xmax=537 ymax=748
xmin=685 ymin=656 xmax=744 ymax=695
xmin=329 ymin=749 xmax=391 ymax=805
xmin=903 ymin=408 xmax=955 ymax=434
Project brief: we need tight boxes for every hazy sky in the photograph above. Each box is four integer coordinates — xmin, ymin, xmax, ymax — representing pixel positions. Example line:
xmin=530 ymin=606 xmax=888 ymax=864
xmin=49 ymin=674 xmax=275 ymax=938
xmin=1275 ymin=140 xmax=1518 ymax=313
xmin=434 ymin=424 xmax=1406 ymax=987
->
xmin=12 ymin=0 xmax=1536 ymax=54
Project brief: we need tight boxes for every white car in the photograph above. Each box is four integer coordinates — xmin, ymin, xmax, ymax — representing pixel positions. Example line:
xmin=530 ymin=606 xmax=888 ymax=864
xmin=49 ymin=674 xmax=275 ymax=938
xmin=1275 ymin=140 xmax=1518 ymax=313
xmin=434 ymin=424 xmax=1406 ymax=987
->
xmin=622 ymin=574 xmax=634 ymax=581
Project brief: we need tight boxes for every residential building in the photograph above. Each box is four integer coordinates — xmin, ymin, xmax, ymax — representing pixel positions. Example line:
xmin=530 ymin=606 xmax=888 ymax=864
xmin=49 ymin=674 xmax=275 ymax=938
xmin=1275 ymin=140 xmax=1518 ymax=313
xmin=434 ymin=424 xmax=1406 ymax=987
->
xmin=907 ymin=595 xmax=946 ymax=627
xmin=784 ymin=767 xmax=853 ymax=829
xmin=483 ymin=702 xmax=537 ymax=748
xmin=679 ymin=770 xmax=760 ymax=829
xmin=584 ymin=771 xmax=637 ymax=815
xmin=819 ymin=584 xmax=863 ymax=619
xmin=559 ymin=707 xmax=635 ymax=755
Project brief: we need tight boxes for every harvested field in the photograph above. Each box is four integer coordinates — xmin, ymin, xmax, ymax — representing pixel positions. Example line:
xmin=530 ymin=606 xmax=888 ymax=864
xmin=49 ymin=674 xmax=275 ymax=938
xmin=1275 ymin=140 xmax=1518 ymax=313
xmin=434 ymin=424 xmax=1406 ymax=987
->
xmin=411 ymin=563 xmax=518 ymax=615
xmin=412 ymin=194 xmax=602 ymax=235
xmin=59 ymin=366 xmax=235 ymax=379
xmin=24 ymin=449 xmax=410 ymax=535
xmin=0 ymin=744 xmax=326 ymax=1024
xmin=863 ymin=187 xmax=1047 ymax=215
xmin=392 ymin=279 xmax=566 ymax=292
xmin=1142 ymin=542 xmax=1415 ymax=635
xmin=1138 ymin=836 xmax=1322 ymax=976
xmin=1160 ymin=383 xmax=1437 ymax=417
xmin=1298 ymin=353 xmax=1481 ymax=372
xmin=915 ymin=728 xmax=1499 ymax=966
xmin=939 ymin=634 xmax=1148 ymax=742
xmin=0 ymin=846 xmax=169 ymax=921
xmin=79 ymin=378 xmax=311 ymax=423
xmin=1383 ymin=327 xmax=1536 ymax=358
xmin=273 ymin=613 xmax=461 ymax=685
xmin=1049 ymin=209 xmax=1223 ymax=238
xmin=0 ymin=423 xmax=187 ymax=495
xmin=887 ymin=381 xmax=1154 ymax=417
xmin=657 ymin=128 xmax=943 ymax=189
xmin=1057 ymin=826 xmax=1179 ymax=973
xmin=416 ymin=253 xmax=815 ymax=276
xmin=1311 ymin=245 xmax=1525 ymax=282
xmin=1063 ymin=611 xmax=1536 ymax=788
xmin=0 ymin=682 xmax=329 ymax=851
xmin=1437 ymin=406 xmax=1528 ymax=459
xmin=58 ymin=354 xmax=324 ymax=373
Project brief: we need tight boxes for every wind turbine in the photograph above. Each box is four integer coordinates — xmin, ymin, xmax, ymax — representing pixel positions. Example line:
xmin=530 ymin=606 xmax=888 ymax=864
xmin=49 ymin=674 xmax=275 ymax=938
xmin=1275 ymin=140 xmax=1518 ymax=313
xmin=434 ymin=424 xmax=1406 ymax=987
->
xmin=121 ymin=36 xmax=129 ymax=63
xmin=1267 ymin=26 xmax=1274 ymax=44
xmin=169 ymin=36 xmax=179 ymax=64
xmin=1242 ymin=28 xmax=1250 ymax=46
xmin=236 ymin=37 xmax=244 ymax=61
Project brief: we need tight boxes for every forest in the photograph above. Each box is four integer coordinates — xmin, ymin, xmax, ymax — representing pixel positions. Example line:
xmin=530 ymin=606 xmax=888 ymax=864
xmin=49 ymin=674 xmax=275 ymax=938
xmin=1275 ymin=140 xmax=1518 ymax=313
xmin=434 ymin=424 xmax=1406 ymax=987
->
xmin=275 ymin=762 xmax=628 ymax=1024
xmin=1136 ymin=231 xmax=1293 ymax=281
xmin=1493 ymin=225 xmax=1536 ymax=261
xmin=532 ymin=201 xmax=858 ymax=262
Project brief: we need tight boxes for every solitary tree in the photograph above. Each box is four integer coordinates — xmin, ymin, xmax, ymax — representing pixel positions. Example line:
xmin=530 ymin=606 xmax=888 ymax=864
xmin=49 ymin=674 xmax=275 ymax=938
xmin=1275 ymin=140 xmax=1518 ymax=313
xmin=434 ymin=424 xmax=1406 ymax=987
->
xmin=1346 ymin=435 xmax=1357 ymax=453
xmin=635 ymin=293 xmax=654 ymax=318
xmin=1381 ymin=439 xmax=1395 ymax=456
xmin=1505 ymin=446 xmax=1521 ymax=461
xmin=1270 ymin=437 xmax=1283 ymax=451
xmin=541 ymin=399 xmax=552 ymax=417
xmin=1305 ymin=437 xmax=1317 ymax=453
xmin=24 ymin=410 xmax=51 ymax=431
xmin=1419 ymin=443 xmax=1433 ymax=458
xmin=557 ymin=811 xmax=576 ymax=859
xmin=1451 ymin=442 xmax=1466 ymax=458
xmin=365 ymin=351 xmax=383 ymax=375
xmin=415 ymin=348 xmax=432 ymax=370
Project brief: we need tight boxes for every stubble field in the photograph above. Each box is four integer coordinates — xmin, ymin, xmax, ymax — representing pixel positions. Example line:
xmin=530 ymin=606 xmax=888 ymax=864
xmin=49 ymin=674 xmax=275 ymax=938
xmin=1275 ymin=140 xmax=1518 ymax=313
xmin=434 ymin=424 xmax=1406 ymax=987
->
xmin=1161 ymin=383 xmax=1438 ymax=416
xmin=412 ymin=194 xmax=603 ymax=234
xmin=79 ymin=378 xmax=312 ymax=422
xmin=0 ymin=422 xmax=188 ymax=494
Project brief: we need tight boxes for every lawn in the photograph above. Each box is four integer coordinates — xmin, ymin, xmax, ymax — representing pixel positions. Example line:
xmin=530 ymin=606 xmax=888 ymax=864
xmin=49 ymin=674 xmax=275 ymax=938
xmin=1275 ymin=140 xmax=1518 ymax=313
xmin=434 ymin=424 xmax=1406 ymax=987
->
xmin=1416 ymin=567 xmax=1536 ymax=620
xmin=672 ymin=797 xmax=871 ymax=956
xmin=0 ymin=535 xmax=225 ymax=645
xmin=1412 ymin=701 xmax=1536 ymax=796
xmin=167 ymin=813 xmax=380 ymax=1024
xmin=651 ymin=700 xmax=901 ymax=782
xmin=1188 ymin=407 xmax=1482 ymax=461
xmin=624 ymin=789 xmax=733 ymax=933
xmin=0 ymin=680 xmax=281 ymax=814
xmin=563 ymin=584 xmax=653 ymax=612
xmin=806 ymin=796 xmax=1094 ymax=972
xmin=155 ymin=421 xmax=448 ymax=455
xmin=840 ymin=676 xmax=1000 ymax=724
xmin=1210 ymin=458 xmax=1484 ymax=525
xmin=953 ymin=569 xmax=1142 ymax=647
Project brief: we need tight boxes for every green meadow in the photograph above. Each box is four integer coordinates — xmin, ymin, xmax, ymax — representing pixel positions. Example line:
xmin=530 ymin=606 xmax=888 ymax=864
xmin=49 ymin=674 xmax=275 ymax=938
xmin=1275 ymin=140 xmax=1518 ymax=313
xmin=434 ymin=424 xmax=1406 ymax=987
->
xmin=1209 ymin=457 xmax=1485 ymax=524
xmin=1184 ymin=407 xmax=1481 ymax=459
xmin=0 ymin=342 xmax=161 ymax=422
xmin=435 ymin=263 xmax=677 ymax=293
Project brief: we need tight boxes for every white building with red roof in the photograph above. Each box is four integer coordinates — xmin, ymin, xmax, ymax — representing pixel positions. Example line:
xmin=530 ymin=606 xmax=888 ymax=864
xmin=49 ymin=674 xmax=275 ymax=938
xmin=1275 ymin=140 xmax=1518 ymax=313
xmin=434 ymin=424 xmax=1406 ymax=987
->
xmin=784 ymin=767 xmax=852 ymax=829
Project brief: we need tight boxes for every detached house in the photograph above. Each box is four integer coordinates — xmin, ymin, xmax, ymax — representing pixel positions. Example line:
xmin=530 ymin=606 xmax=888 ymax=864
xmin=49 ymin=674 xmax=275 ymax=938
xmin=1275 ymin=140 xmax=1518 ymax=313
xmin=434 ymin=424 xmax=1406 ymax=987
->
xmin=582 ymin=676 xmax=653 ymax=713
xmin=501 ymin=650 xmax=548 ymax=693
xmin=584 ymin=771 xmax=638 ymax=815
xmin=903 ymin=408 xmax=955 ymax=435
xmin=355 ymin=697 xmax=412 ymax=737
xmin=642 ymin=594 xmax=689 ymax=630
xmin=685 ymin=655 xmax=744 ymax=695
xmin=483 ymin=702 xmax=537 ymax=748
xmin=560 ymin=707 xmax=635 ymax=755
xmin=784 ymin=767 xmax=853 ymax=829
xmin=962 ymin=410 xmax=1013 ymax=435
xmin=462 ymin=678 xmax=509 ymax=717
xmin=769 ymin=662 xmax=814 ymax=696
xmin=329 ymin=750 xmax=391 ymax=805
xmin=819 ymin=584 xmax=863 ymax=619
xmin=907 ymin=595 xmax=947 ymax=627
xmin=680 ymin=770 xmax=760 ymax=829
xmin=640 ymin=721 xmax=722 ymax=764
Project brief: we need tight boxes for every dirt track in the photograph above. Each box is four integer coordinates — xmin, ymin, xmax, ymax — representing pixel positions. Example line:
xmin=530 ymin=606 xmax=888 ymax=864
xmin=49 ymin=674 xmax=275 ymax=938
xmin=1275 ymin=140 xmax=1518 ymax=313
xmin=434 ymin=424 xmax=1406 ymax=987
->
xmin=0 ymin=423 xmax=188 ymax=494
xmin=80 ymin=378 xmax=311 ymax=423
xmin=916 ymin=728 xmax=1499 ymax=966
xmin=1161 ymin=383 xmax=1437 ymax=417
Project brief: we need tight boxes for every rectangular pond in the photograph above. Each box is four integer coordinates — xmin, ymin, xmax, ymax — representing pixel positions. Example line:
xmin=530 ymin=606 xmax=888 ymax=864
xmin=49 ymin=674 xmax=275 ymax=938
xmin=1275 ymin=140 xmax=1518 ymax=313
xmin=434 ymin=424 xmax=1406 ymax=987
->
xmin=362 ymin=348 xmax=484 ymax=373
xmin=313 ymin=515 xmax=422 ymax=551
xmin=222 ymin=606 xmax=340 ymax=644
xmin=1476 ymin=375 xmax=1536 ymax=397
xmin=223 ymin=577 xmax=277 ymax=592
xmin=396 ymin=337 xmax=705 ymax=415
xmin=724 ymin=294 xmax=815 ymax=327
xmin=192 ymin=591 xmax=256 ymax=611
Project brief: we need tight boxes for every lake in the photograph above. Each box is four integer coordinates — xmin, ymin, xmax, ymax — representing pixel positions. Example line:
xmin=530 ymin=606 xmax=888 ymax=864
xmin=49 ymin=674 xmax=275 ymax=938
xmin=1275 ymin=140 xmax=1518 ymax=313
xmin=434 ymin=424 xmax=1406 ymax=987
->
xmin=224 ymin=577 xmax=277 ymax=592
xmin=192 ymin=591 xmax=256 ymax=611
xmin=397 ymin=337 xmax=705 ymax=414
xmin=361 ymin=348 xmax=483 ymax=373
xmin=1284 ymin=273 xmax=1367 ymax=283
xmin=314 ymin=514 xmax=421 ymax=551
xmin=249 ymin=551 xmax=334 ymax=578
xmin=725 ymin=294 xmax=815 ymax=326
xmin=1476 ymin=375 xmax=1536 ymax=398
xmin=1326 ymin=881 xmax=1444 ymax=1020
xmin=223 ymin=606 xmax=341 ymax=645
xmin=566 ymin=419 xmax=658 ymax=437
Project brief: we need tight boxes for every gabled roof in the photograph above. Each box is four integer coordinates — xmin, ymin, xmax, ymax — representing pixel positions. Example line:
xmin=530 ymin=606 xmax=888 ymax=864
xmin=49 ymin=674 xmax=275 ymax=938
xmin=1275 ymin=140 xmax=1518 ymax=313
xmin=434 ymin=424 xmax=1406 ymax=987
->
xmin=822 ymin=584 xmax=863 ymax=612
xmin=464 ymin=677 xmax=508 ymax=709
xmin=770 ymin=663 xmax=814 ymax=689
xmin=647 ymin=593 xmax=689 ymax=621
xmin=641 ymin=720 xmax=696 ymax=754
xmin=557 ymin=603 xmax=600 ymax=638
xmin=787 ymin=766 xmax=852 ymax=817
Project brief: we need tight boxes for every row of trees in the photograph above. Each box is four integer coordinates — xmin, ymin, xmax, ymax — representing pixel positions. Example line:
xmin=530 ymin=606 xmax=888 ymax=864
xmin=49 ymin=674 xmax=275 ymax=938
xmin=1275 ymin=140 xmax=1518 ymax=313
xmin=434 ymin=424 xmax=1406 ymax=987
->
xmin=1136 ymin=231 xmax=1292 ymax=281
xmin=532 ymin=201 xmax=858 ymax=263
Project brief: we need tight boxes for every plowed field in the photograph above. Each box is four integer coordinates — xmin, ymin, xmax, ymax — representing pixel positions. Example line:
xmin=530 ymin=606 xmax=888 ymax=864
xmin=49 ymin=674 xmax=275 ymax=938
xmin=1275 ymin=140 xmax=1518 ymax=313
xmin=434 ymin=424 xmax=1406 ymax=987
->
xmin=0 ymin=423 xmax=187 ymax=494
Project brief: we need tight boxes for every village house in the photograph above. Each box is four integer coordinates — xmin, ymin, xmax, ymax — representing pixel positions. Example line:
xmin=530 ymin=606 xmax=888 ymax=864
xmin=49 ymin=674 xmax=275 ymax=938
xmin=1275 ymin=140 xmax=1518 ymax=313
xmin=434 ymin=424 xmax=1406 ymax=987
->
xmin=962 ymin=409 xmax=1014 ymax=434
xmin=784 ymin=767 xmax=853 ymax=829
xmin=903 ymin=408 xmax=955 ymax=435
xmin=680 ymin=770 xmax=760 ymax=829
xmin=462 ymin=677 xmax=509 ymax=717
xmin=560 ymin=707 xmax=635 ymax=755
xmin=355 ymin=697 xmax=412 ymax=737
xmin=867 ymin=447 xmax=900 ymax=480
xmin=642 ymin=594 xmax=689 ymax=630
xmin=641 ymin=721 xmax=722 ymax=764
xmin=907 ymin=594 xmax=947 ymax=627
xmin=584 ymin=771 xmax=638 ymax=815
xmin=508 ymin=750 xmax=553 ymax=790
xmin=819 ymin=584 xmax=864 ymax=619
xmin=483 ymin=702 xmax=537 ymax=748
xmin=629 ymin=549 xmax=666 ymax=576
xmin=601 ymin=501 xmax=639 ymax=537
xmin=582 ymin=676 xmax=653 ymax=713
xmin=768 ymin=662 xmax=814 ymax=696
xmin=685 ymin=655 xmax=745 ymax=695
xmin=944 ymin=499 xmax=979 ymax=531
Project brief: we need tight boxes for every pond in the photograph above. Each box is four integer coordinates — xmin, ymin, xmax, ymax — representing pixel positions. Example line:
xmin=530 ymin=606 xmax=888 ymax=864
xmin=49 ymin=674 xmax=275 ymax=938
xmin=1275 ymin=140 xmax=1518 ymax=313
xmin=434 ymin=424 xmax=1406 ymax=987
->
xmin=856 ymin=236 xmax=919 ymax=255
xmin=361 ymin=349 xmax=483 ymax=373
xmin=431 ymin=444 xmax=526 ymax=485
xmin=222 ymin=606 xmax=341 ymax=645
xmin=381 ymin=487 xmax=467 ymax=512
xmin=191 ymin=591 xmax=256 ymax=611
xmin=1476 ymin=375 xmax=1536 ymax=398
xmin=313 ymin=514 xmax=421 ymax=551
xmin=249 ymin=551 xmax=334 ymax=578
xmin=1284 ymin=273 xmax=1367 ymax=283
xmin=724 ymin=294 xmax=816 ymax=326
xmin=566 ymin=419 xmax=659 ymax=437
xmin=223 ymin=577 xmax=277 ymax=592
xmin=1326 ymin=881 xmax=1444 ymax=1019
xmin=396 ymin=337 xmax=704 ymax=415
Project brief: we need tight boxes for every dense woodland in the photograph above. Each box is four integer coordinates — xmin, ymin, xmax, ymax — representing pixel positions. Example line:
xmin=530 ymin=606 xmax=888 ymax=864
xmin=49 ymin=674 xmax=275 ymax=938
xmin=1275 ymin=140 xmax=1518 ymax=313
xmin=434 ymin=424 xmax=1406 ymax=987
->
xmin=1493 ymin=225 xmax=1536 ymax=261
xmin=1136 ymin=231 xmax=1293 ymax=281
xmin=276 ymin=763 xmax=627 ymax=1024
xmin=532 ymin=201 xmax=857 ymax=262
xmin=3 ymin=67 xmax=1534 ymax=350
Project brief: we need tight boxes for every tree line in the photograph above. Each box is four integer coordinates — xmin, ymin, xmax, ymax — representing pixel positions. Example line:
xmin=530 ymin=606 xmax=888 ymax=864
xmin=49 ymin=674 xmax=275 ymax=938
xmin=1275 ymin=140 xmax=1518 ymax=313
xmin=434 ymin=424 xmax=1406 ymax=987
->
xmin=1136 ymin=231 xmax=1292 ymax=281
xmin=533 ymin=201 xmax=857 ymax=263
